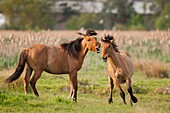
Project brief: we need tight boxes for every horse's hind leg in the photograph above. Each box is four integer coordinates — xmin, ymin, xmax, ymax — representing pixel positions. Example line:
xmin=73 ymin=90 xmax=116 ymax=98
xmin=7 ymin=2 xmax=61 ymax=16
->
xmin=30 ymin=70 xmax=42 ymax=97
xmin=108 ymin=77 xmax=114 ymax=104
xmin=114 ymin=80 xmax=126 ymax=105
xmin=126 ymin=78 xmax=138 ymax=106
xmin=24 ymin=64 xmax=33 ymax=94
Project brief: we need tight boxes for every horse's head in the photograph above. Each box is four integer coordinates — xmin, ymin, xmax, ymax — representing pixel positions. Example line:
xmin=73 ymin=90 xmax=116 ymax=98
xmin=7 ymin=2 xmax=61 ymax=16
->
xmin=78 ymin=30 xmax=100 ymax=53
xmin=101 ymin=34 xmax=118 ymax=62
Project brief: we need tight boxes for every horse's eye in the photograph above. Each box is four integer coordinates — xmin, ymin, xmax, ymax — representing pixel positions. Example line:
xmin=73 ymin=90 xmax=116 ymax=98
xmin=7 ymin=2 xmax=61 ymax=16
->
xmin=87 ymin=39 xmax=90 ymax=41
xmin=108 ymin=45 xmax=111 ymax=48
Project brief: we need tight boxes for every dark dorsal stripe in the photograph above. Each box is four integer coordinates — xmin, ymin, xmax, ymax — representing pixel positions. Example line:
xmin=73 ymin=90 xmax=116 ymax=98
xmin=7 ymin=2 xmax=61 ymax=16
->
xmin=60 ymin=38 xmax=83 ymax=59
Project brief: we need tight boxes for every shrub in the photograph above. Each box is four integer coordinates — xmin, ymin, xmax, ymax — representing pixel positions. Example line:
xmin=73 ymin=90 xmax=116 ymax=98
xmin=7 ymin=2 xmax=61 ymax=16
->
xmin=154 ymin=2 xmax=170 ymax=30
xmin=128 ymin=13 xmax=146 ymax=30
xmin=155 ymin=16 xmax=170 ymax=30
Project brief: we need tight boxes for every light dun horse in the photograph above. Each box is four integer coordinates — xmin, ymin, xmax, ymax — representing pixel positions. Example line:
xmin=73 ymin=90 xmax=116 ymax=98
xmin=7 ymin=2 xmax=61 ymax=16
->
xmin=101 ymin=35 xmax=138 ymax=106
xmin=5 ymin=30 xmax=100 ymax=101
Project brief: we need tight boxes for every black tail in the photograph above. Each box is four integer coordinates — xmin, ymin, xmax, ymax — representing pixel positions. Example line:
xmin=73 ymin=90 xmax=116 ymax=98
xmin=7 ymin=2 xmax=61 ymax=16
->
xmin=4 ymin=49 xmax=28 ymax=83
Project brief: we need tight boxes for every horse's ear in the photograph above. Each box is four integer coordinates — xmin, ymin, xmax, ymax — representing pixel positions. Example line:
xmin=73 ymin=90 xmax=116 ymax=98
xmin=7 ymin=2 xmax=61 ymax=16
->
xmin=108 ymin=36 xmax=113 ymax=40
xmin=77 ymin=32 xmax=83 ymax=35
xmin=110 ymin=36 xmax=116 ymax=44
xmin=101 ymin=37 xmax=105 ymax=42
xmin=77 ymin=32 xmax=86 ymax=36
xmin=104 ymin=34 xmax=106 ymax=38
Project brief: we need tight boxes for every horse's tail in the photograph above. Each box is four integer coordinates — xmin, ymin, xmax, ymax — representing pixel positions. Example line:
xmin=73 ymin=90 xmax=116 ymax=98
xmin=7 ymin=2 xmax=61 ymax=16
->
xmin=4 ymin=49 xmax=28 ymax=83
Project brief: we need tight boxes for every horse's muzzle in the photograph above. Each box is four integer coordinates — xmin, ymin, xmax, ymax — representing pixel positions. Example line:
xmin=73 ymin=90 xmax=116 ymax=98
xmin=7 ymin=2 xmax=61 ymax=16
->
xmin=96 ymin=48 xmax=100 ymax=53
xmin=96 ymin=44 xmax=101 ymax=53
xmin=102 ymin=57 xmax=107 ymax=62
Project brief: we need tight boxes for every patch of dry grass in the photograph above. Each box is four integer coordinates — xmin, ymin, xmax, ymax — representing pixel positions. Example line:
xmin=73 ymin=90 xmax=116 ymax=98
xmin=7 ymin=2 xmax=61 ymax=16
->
xmin=135 ymin=59 xmax=169 ymax=78
xmin=155 ymin=87 xmax=170 ymax=94
xmin=0 ymin=69 xmax=24 ymax=90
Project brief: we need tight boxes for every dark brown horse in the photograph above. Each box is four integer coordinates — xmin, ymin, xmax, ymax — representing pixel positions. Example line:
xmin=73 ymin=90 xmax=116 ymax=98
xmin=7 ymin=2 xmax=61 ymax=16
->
xmin=101 ymin=34 xmax=138 ymax=106
xmin=4 ymin=30 xmax=100 ymax=101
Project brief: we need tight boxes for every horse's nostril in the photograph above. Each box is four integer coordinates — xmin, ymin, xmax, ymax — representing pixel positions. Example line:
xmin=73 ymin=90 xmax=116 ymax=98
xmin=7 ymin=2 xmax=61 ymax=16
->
xmin=102 ymin=57 xmax=107 ymax=62
xmin=96 ymin=47 xmax=100 ymax=53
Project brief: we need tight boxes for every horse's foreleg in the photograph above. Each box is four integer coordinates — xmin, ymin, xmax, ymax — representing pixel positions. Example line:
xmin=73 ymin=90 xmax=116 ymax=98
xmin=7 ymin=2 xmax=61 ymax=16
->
xmin=108 ymin=77 xmax=114 ymax=104
xmin=126 ymin=78 xmax=138 ymax=106
xmin=69 ymin=72 xmax=78 ymax=101
xmin=114 ymin=80 xmax=126 ymax=105
xmin=30 ymin=70 xmax=42 ymax=97
xmin=24 ymin=64 xmax=33 ymax=95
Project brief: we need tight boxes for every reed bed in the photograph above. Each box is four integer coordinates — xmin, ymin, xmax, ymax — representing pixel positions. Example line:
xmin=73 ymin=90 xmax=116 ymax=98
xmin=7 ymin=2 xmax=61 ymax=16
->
xmin=0 ymin=30 xmax=170 ymax=76
xmin=0 ymin=30 xmax=170 ymax=59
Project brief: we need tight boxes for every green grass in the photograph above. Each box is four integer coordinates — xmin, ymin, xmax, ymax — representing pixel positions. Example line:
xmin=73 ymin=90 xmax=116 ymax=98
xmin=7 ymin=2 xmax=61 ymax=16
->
xmin=0 ymin=52 xmax=169 ymax=113
xmin=0 ymin=67 xmax=170 ymax=113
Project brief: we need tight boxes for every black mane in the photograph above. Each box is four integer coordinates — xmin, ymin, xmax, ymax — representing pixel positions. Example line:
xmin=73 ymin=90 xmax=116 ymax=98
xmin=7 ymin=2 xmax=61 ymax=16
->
xmin=103 ymin=35 xmax=119 ymax=52
xmin=60 ymin=38 xmax=83 ymax=59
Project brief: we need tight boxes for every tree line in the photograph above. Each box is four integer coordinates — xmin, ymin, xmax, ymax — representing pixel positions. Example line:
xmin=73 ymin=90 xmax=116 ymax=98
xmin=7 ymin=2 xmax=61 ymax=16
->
xmin=0 ymin=0 xmax=169 ymax=30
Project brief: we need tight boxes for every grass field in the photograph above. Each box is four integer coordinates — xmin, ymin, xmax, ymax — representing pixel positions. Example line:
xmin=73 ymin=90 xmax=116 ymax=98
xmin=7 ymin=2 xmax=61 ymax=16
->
xmin=0 ymin=67 xmax=169 ymax=113
xmin=0 ymin=30 xmax=170 ymax=113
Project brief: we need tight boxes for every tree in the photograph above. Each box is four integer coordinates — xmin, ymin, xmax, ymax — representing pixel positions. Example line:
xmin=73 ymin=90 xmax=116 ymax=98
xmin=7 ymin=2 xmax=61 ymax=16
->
xmin=102 ymin=0 xmax=135 ymax=28
xmin=128 ymin=13 xmax=145 ymax=30
xmin=0 ymin=0 xmax=55 ymax=30
xmin=154 ymin=0 xmax=170 ymax=29
xmin=66 ymin=14 xmax=104 ymax=30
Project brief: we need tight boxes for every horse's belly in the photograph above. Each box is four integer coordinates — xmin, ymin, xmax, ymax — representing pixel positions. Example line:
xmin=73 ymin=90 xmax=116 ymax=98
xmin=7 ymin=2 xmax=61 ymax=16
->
xmin=117 ymin=75 xmax=126 ymax=84
xmin=45 ymin=68 xmax=69 ymax=74
xmin=45 ymin=64 xmax=69 ymax=74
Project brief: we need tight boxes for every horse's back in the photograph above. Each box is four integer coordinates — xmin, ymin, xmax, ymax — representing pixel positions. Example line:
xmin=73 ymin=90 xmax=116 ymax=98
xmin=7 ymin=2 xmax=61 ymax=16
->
xmin=119 ymin=50 xmax=134 ymax=77
xmin=26 ymin=44 xmax=70 ymax=74
xmin=45 ymin=45 xmax=70 ymax=74
xmin=119 ymin=50 xmax=131 ymax=58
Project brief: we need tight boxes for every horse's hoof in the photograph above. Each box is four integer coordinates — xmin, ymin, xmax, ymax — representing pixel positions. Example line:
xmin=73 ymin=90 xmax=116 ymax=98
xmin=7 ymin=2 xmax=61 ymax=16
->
xmin=73 ymin=98 xmax=77 ymax=102
xmin=68 ymin=95 xmax=72 ymax=99
xmin=35 ymin=93 xmax=39 ymax=97
xmin=108 ymin=99 xmax=113 ymax=104
xmin=132 ymin=96 xmax=138 ymax=103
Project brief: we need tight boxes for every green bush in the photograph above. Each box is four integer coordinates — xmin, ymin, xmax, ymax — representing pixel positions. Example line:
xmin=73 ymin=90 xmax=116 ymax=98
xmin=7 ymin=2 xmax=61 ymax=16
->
xmin=128 ymin=13 xmax=146 ymax=30
xmin=154 ymin=1 xmax=170 ymax=30
xmin=155 ymin=16 xmax=170 ymax=30
xmin=66 ymin=14 xmax=104 ymax=30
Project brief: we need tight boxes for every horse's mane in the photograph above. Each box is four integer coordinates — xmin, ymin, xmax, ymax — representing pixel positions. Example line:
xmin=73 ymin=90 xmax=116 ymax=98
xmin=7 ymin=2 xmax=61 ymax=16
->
xmin=60 ymin=37 xmax=83 ymax=59
xmin=102 ymin=35 xmax=119 ymax=52
xmin=111 ymin=40 xmax=119 ymax=52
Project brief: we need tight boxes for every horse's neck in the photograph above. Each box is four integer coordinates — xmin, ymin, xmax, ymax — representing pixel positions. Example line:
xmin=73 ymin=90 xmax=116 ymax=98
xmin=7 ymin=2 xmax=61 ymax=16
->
xmin=108 ymin=50 xmax=121 ymax=68
xmin=72 ymin=40 xmax=88 ymax=65
xmin=81 ymin=40 xmax=89 ymax=57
